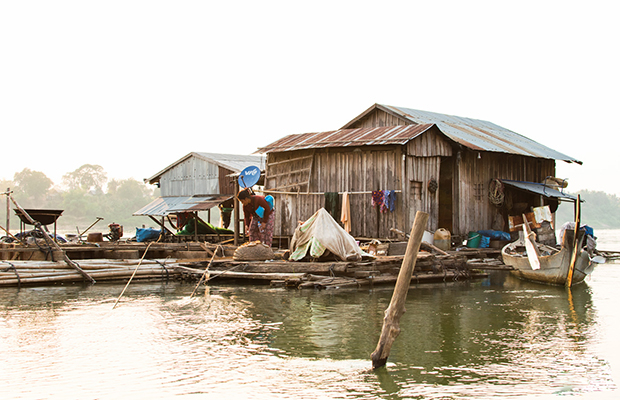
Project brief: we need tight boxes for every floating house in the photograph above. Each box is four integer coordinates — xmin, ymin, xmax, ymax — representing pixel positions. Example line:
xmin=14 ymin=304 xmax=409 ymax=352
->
xmin=135 ymin=152 xmax=265 ymax=240
xmin=257 ymin=104 xmax=580 ymax=240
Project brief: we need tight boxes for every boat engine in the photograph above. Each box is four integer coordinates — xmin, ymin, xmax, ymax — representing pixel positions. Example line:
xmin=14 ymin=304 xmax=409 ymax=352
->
xmin=105 ymin=222 xmax=123 ymax=241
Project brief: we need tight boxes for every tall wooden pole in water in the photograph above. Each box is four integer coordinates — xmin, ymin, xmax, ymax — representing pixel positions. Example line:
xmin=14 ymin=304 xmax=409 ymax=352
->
xmin=5 ymin=188 xmax=11 ymax=236
xmin=371 ymin=211 xmax=429 ymax=369
xmin=566 ymin=194 xmax=581 ymax=287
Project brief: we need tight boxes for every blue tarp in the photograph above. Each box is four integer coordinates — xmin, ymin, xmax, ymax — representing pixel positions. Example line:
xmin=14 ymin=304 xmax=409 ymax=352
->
xmin=136 ymin=227 xmax=161 ymax=242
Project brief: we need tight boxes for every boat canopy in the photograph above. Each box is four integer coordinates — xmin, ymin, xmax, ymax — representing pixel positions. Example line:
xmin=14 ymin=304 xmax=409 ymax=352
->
xmin=500 ymin=180 xmax=578 ymax=202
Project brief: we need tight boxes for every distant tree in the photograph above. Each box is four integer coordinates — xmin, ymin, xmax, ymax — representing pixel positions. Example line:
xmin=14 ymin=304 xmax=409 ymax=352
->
xmin=62 ymin=164 xmax=108 ymax=193
xmin=556 ymin=190 xmax=620 ymax=229
xmin=103 ymin=178 xmax=156 ymax=229
xmin=12 ymin=168 xmax=53 ymax=207
xmin=0 ymin=179 xmax=13 ymax=192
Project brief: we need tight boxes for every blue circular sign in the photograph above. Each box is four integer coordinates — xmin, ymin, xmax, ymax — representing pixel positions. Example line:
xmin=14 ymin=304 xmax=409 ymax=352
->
xmin=238 ymin=166 xmax=261 ymax=188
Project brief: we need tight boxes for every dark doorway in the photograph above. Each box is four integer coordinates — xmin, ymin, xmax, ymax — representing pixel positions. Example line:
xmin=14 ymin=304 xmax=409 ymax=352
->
xmin=438 ymin=157 xmax=453 ymax=231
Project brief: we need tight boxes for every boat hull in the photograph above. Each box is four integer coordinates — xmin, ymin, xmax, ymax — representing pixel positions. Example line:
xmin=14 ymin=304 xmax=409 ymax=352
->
xmin=501 ymin=233 xmax=594 ymax=286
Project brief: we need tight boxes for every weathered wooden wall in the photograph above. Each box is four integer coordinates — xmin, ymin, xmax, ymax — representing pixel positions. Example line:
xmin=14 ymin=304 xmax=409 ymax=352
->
xmin=266 ymin=146 xmax=405 ymax=238
xmin=402 ymin=129 xmax=454 ymax=233
xmin=454 ymin=150 xmax=555 ymax=235
xmin=159 ymin=156 xmax=232 ymax=196
xmin=218 ymin=166 xmax=236 ymax=195
xmin=346 ymin=109 xmax=409 ymax=128
xmin=265 ymin=127 xmax=456 ymax=238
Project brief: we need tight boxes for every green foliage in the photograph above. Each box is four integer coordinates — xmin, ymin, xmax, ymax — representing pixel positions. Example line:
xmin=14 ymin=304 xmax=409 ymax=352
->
xmin=2 ymin=166 xmax=157 ymax=237
xmin=62 ymin=164 xmax=107 ymax=192
xmin=13 ymin=168 xmax=53 ymax=207
xmin=53 ymin=178 xmax=156 ymax=234
xmin=555 ymin=190 xmax=620 ymax=229
xmin=102 ymin=178 xmax=157 ymax=229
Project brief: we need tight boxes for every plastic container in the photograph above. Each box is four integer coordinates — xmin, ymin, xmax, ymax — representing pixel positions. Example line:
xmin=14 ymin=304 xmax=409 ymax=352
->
xmin=479 ymin=235 xmax=490 ymax=248
xmin=466 ymin=231 xmax=481 ymax=248
xmin=434 ymin=228 xmax=451 ymax=251
xmin=422 ymin=230 xmax=434 ymax=245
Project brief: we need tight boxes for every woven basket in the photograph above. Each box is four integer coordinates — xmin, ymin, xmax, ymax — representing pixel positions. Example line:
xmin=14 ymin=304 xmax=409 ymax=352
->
xmin=233 ymin=241 xmax=274 ymax=261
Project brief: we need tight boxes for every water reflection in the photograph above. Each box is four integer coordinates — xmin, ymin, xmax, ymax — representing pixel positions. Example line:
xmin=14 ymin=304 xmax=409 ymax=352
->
xmin=0 ymin=270 xmax=616 ymax=399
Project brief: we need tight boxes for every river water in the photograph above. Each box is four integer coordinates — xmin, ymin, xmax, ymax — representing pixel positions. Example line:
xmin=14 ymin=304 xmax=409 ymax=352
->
xmin=1 ymin=231 xmax=619 ymax=399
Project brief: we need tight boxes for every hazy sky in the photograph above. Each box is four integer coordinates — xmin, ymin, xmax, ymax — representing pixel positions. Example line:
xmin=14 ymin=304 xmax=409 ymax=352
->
xmin=1 ymin=1 xmax=618 ymax=194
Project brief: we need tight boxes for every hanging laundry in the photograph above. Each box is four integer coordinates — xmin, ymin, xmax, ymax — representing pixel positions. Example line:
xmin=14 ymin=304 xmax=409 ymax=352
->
xmin=380 ymin=190 xmax=388 ymax=213
xmin=340 ymin=191 xmax=351 ymax=233
xmin=384 ymin=190 xmax=396 ymax=212
xmin=372 ymin=190 xmax=384 ymax=207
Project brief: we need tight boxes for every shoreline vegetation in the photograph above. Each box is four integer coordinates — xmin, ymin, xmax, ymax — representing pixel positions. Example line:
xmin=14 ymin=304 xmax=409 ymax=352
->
xmin=555 ymin=189 xmax=620 ymax=230
xmin=1 ymin=165 xmax=158 ymax=234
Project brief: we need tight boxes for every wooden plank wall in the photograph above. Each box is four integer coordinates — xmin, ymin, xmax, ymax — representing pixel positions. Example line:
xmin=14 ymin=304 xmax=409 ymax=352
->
xmin=402 ymin=128 xmax=453 ymax=232
xmin=266 ymin=146 xmax=405 ymax=238
xmin=218 ymin=166 xmax=236 ymax=195
xmin=456 ymin=151 xmax=555 ymax=235
xmin=405 ymin=155 xmax=441 ymax=231
xmin=159 ymin=157 xmax=221 ymax=196
xmin=346 ymin=109 xmax=409 ymax=128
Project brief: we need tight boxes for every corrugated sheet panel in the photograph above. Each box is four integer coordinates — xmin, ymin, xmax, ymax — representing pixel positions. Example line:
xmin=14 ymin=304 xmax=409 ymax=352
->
xmin=382 ymin=105 xmax=581 ymax=164
xmin=257 ymin=124 xmax=434 ymax=153
xmin=500 ymin=179 xmax=578 ymax=201
xmin=193 ymin=152 xmax=265 ymax=172
xmin=133 ymin=195 xmax=232 ymax=216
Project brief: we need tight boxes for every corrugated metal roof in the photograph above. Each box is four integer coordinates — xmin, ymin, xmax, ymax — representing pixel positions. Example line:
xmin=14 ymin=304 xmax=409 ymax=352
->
xmin=500 ymin=179 xmax=578 ymax=201
xmin=256 ymin=124 xmax=435 ymax=153
xmin=193 ymin=152 xmax=265 ymax=172
xmin=133 ymin=195 xmax=232 ymax=216
xmin=379 ymin=105 xmax=581 ymax=164
xmin=146 ymin=152 xmax=265 ymax=184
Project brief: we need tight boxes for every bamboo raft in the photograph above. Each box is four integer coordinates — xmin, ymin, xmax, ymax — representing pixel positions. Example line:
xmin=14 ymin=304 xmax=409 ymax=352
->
xmin=0 ymin=259 xmax=179 ymax=286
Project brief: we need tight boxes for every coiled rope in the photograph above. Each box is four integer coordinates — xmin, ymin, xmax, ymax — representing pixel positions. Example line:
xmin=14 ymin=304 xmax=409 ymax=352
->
xmin=488 ymin=179 xmax=505 ymax=207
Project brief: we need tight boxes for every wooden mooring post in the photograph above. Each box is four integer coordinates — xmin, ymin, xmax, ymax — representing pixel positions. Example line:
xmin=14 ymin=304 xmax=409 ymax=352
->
xmin=371 ymin=211 xmax=428 ymax=369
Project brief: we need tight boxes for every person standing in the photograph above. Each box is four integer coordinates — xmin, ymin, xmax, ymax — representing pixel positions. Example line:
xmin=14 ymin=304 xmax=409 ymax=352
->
xmin=237 ymin=189 xmax=275 ymax=246
xmin=218 ymin=198 xmax=235 ymax=229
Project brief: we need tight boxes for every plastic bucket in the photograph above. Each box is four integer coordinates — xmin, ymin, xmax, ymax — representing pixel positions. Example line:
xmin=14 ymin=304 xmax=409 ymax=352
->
xmin=87 ymin=232 xmax=103 ymax=243
xmin=466 ymin=231 xmax=481 ymax=248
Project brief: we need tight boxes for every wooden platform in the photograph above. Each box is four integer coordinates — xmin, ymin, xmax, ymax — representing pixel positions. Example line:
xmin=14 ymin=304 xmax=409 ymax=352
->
xmin=0 ymin=240 xmax=509 ymax=288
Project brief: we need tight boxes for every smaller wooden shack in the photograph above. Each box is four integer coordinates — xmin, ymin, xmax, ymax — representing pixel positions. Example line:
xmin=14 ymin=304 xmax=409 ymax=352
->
xmin=257 ymin=104 xmax=581 ymax=241
xmin=135 ymin=152 xmax=264 ymax=242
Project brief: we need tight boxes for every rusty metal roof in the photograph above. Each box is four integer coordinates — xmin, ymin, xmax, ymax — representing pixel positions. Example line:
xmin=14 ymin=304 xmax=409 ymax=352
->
xmin=256 ymin=124 xmax=435 ymax=153
xmin=378 ymin=105 xmax=581 ymax=164
xmin=257 ymin=104 xmax=580 ymax=164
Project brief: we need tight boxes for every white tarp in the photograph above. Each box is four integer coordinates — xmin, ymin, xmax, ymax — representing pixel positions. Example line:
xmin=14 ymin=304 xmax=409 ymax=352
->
xmin=289 ymin=208 xmax=362 ymax=261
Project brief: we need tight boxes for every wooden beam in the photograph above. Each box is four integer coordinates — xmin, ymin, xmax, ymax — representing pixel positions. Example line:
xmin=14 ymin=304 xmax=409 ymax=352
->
xmin=267 ymin=154 xmax=314 ymax=167
xmin=371 ymin=211 xmax=429 ymax=369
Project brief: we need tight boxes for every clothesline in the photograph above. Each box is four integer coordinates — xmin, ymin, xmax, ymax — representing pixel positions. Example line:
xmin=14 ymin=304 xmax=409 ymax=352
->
xmin=261 ymin=190 xmax=402 ymax=195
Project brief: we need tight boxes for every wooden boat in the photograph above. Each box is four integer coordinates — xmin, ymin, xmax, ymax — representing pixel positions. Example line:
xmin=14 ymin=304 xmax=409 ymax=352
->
xmin=502 ymin=228 xmax=595 ymax=286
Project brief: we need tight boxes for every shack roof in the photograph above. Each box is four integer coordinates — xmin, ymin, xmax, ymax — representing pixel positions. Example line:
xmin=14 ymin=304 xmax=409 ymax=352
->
xmin=342 ymin=104 xmax=581 ymax=164
xmin=256 ymin=124 xmax=435 ymax=153
xmin=500 ymin=180 xmax=578 ymax=202
xmin=133 ymin=194 xmax=232 ymax=216
xmin=145 ymin=152 xmax=265 ymax=185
